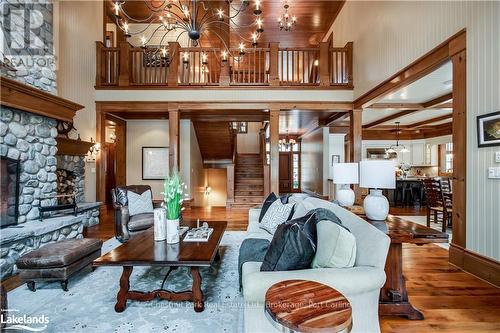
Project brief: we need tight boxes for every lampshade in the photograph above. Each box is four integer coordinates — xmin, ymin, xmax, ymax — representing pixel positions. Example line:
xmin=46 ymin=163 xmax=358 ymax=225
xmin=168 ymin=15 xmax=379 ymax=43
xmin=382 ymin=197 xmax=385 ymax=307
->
xmin=359 ymin=160 xmax=396 ymax=189
xmin=332 ymin=163 xmax=359 ymax=185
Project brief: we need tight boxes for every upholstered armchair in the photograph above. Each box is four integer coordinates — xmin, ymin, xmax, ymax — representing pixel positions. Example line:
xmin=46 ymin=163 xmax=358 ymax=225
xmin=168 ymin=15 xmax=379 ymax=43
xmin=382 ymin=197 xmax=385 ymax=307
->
xmin=111 ymin=185 xmax=160 ymax=242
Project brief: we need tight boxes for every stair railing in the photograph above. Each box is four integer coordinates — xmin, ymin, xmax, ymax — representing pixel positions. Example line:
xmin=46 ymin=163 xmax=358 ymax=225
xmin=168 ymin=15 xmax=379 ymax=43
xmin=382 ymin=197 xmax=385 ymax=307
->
xmin=226 ymin=133 xmax=237 ymax=208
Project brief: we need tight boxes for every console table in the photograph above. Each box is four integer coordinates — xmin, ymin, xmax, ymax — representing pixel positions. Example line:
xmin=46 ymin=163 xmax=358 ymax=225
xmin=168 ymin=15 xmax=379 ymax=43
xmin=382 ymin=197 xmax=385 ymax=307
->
xmin=357 ymin=212 xmax=449 ymax=320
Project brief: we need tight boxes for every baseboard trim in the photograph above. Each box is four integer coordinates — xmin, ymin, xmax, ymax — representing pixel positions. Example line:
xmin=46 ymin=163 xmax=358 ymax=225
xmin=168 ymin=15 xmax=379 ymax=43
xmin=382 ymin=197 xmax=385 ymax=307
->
xmin=449 ymin=243 xmax=500 ymax=287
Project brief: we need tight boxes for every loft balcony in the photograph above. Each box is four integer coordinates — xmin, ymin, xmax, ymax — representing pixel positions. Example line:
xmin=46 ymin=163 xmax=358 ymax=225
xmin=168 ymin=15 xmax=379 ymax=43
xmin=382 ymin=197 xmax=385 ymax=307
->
xmin=95 ymin=41 xmax=353 ymax=89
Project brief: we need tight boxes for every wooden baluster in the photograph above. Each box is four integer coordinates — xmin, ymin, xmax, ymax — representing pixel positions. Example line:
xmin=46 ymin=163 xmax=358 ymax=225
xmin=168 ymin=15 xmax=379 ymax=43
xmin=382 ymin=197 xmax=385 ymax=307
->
xmin=95 ymin=41 xmax=104 ymax=87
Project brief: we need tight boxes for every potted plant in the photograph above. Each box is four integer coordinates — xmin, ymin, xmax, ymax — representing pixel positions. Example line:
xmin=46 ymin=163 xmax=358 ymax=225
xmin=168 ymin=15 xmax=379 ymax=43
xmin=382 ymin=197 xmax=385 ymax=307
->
xmin=162 ymin=172 xmax=189 ymax=244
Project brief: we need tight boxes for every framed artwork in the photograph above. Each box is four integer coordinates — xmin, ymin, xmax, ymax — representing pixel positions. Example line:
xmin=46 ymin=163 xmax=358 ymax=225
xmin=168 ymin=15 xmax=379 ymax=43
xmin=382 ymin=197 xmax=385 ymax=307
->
xmin=331 ymin=155 xmax=340 ymax=165
xmin=142 ymin=147 xmax=169 ymax=180
xmin=477 ymin=111 xmax=500 ymax=147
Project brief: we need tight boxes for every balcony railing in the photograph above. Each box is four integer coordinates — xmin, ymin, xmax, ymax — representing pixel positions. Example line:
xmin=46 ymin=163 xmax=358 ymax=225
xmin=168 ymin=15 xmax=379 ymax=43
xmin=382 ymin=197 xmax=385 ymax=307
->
xmin=95 ymin=41 xmax=353 ymax=89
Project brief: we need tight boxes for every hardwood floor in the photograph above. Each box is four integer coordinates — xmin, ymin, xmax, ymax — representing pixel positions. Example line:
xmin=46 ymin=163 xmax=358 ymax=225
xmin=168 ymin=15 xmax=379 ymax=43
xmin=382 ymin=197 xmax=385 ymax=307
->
xmin=6 ymin=206 xmax=500 ymax=332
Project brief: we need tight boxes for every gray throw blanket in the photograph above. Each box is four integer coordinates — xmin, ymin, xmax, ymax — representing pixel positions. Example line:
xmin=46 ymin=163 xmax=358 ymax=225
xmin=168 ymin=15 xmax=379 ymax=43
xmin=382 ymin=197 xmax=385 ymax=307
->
xmin=237 ymin=208 xmax=347 ymax=288
xmin=238 ymin=238 xmax=270 ymax=289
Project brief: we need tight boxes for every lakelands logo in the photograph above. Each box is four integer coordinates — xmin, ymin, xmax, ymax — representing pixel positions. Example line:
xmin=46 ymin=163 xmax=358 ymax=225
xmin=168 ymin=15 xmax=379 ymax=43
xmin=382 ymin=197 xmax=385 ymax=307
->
xmin=1 ymin=309 xmax=49 ymax=331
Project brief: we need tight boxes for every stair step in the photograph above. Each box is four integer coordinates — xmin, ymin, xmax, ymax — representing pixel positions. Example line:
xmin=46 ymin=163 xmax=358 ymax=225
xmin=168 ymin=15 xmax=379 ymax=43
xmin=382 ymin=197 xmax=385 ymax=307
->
xmin=235 ymin=184 xmax=264 ymax=189
xmin=234 ymin=196 xmax=264 ymax=204
xmin=228 ymin=202 xmax=260 ymax=209
xmin=235 ymin=190 xmax=264 ymax=196
xmin=236 ymin=179 xmax=264 ymax=185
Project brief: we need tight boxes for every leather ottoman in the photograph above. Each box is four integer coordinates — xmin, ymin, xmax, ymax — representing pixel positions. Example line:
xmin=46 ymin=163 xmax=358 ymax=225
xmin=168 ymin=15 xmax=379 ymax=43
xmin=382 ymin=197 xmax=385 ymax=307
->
xmin=16 ymin=238 xmax=103 ymax=292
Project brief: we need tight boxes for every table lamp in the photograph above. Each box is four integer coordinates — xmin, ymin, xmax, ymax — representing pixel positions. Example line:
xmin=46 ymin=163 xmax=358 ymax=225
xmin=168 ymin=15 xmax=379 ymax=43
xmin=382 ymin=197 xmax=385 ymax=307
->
xmin=359 ymin=160 xmax=396 ymax=220
xmin=332 ymin=163 xmax=359 ymax=206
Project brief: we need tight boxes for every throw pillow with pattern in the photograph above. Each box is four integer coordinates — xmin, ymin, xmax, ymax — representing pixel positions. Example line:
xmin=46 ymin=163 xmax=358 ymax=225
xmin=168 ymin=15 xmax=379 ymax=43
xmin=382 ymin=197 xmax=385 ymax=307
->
xmin=127 ymin=189 xmax=154 ymax=216
xmin=259 ymin=199 xmax=295 ymax=234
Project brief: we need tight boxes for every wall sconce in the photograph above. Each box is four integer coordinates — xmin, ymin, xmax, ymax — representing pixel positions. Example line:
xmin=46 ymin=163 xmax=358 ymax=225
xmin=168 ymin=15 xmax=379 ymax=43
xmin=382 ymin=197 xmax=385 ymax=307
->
xmin=204 ymin=186 xmax=212 ymax=196
xmin=89 ymin=137 xmax=101 ymax=155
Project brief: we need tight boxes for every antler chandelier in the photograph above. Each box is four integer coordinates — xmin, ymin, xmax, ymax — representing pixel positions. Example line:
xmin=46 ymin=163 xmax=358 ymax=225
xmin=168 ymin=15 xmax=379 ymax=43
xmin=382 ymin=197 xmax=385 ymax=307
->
xmin=112 ymin=0 xmax=264 ymax=58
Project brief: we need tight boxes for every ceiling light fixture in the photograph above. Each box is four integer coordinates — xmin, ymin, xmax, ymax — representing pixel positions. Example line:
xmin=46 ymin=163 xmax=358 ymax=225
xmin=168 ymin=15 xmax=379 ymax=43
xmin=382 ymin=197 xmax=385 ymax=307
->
xmin=386 ymin=122 xmax=410 ymax=155
xmin=279 ymin=132 xmax=296 ymax=150
xmin=278 ymin=0 xmax=297 ymax=32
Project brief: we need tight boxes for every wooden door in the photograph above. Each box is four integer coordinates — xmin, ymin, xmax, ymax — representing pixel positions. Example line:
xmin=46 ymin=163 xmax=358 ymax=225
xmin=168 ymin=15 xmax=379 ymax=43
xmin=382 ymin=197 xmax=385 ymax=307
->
xmin=104 ymin=143 xmax=116 ymax=205
xmin=279 ymin=153 xmax=292 ymax=194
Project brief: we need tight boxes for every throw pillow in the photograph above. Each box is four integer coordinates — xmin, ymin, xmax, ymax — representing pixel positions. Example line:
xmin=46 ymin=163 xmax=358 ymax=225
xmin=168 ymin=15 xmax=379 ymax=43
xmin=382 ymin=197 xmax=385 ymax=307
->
xmin=127 ymin=190 xmax=154 ymax=216
xmin=312 ymin=220 xmax=357 ymax=268
xmin=259 ymin=199 xmax=295 ymax=234
xmin=258 ymin=192 xmax=278 ymax=222
xmin=260 ymin=216 xmax=316 ymax=271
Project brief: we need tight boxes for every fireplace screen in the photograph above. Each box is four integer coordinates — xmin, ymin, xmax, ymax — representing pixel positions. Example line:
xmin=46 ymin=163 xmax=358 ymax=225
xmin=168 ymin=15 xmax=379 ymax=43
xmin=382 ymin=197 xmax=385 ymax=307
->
xmin=1 ymin=156 xmax=20 ymax=228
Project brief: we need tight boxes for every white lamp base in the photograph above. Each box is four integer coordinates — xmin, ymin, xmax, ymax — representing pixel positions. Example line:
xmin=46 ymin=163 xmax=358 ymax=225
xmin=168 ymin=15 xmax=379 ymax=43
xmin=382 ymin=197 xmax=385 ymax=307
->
xmin=336 ymin=184 xmax=355 ymax=207
xmin=363 ymin=189 xmax=389 ymax=220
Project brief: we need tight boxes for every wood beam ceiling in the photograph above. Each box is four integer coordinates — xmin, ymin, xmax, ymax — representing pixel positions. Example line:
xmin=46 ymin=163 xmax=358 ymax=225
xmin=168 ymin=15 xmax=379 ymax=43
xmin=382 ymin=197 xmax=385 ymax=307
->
xmin=405 ymin=113 xmax=452 ymax=129
xmin=363 ymin=109 xmax=419 ymax=129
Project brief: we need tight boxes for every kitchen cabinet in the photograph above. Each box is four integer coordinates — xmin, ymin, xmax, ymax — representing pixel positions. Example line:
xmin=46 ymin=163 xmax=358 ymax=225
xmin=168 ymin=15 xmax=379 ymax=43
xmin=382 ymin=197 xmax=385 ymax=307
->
xmin=411 ymin=142 xmax=426 ymax=166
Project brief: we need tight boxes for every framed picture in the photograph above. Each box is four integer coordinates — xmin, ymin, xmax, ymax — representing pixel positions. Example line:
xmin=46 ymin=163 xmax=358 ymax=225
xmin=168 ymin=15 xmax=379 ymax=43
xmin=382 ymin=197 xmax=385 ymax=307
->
xmin=477 ymin=111 xmax=500 ymax=147
xmin=142 ymin=147 xmax=169 ymax=180
xmin=331 ymin=155 xmax=340 ymax=165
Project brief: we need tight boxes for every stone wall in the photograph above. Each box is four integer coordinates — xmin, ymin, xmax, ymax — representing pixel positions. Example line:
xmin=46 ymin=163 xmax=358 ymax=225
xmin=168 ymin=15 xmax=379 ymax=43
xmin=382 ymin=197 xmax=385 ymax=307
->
xmin=0 ymin=106 xmax=58 ymax=222
xmin=56 ymin=155 xmax=85 ymax=203
xmin=1 ymin=0 xmax=57 ymax=94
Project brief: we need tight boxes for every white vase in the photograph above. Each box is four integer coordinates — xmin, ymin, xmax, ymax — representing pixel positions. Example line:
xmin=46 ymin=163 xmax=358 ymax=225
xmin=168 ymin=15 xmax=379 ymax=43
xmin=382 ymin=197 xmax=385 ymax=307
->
xmin=166 ymin=218 xmax=180 ymax=244
xmin=153 ymin=208 xmax=167 ymax=241
xmin=363 ymin=189 xmax=389 ymax=221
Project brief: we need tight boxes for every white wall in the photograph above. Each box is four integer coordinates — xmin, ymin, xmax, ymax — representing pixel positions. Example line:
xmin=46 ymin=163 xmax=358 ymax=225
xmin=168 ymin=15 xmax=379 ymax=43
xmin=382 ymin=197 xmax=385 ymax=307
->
xmin=126 ymin=120 xmax=169 ymax=199
xmin=237 ymin=122 xmax=261 ymax=154
xmin=329 ymin=134 xmax=347 ymax=179
xmin=331 ymin=1 xmax=500 ymax=261
xmin=57 ymin=0 xmax=103 ymax=202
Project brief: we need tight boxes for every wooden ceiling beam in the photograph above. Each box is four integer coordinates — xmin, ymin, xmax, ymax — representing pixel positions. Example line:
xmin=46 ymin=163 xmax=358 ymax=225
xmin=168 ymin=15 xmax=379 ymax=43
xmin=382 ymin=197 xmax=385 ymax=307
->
xmin=422 ymin=92 xmax=453 ymax=108
xmin=368 ymin=103 xmax=423 ymax=110
xmin=320 ymin=112 xmax=350 ymax=126
xmin=406 ymin=114 xmax=453 ymax=129
xmin=363 ymin=109 xmax=419 ymax=129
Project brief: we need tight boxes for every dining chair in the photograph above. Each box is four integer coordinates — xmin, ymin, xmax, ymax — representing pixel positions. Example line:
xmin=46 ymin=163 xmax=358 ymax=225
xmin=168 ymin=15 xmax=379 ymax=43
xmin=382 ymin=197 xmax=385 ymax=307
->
xmin=421 ymin=178 xmax=452 ymax=232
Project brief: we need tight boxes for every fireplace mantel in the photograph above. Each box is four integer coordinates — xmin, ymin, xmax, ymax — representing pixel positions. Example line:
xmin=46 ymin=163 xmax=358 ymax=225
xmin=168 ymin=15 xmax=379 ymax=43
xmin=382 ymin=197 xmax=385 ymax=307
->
xmin=0 ymin=77 xmax=84 ymax=122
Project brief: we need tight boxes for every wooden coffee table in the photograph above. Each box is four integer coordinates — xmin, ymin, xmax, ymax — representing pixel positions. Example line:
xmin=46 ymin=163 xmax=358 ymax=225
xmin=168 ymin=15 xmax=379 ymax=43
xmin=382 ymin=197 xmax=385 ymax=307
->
xmin=265 ymin=280 xmax=352 ymax=333
xmin=93 ymin=220 xmax=227 ymax=313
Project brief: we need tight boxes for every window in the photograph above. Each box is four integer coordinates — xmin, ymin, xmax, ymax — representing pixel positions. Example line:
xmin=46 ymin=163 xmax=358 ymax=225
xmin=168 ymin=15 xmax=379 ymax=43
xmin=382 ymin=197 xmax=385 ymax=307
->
xmin=292 ymin=153 xmax=299 ymax=190
xmin=445 ymin=143 xmax=453 ymax=173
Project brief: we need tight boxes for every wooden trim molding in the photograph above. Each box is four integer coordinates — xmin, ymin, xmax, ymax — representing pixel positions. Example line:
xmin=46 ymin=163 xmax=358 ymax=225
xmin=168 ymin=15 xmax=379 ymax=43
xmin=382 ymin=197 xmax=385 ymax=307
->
xmin=0 ymin=77 xmax=83 ymax=121
xmin=449 ymin=244 xmax=500 ymax=287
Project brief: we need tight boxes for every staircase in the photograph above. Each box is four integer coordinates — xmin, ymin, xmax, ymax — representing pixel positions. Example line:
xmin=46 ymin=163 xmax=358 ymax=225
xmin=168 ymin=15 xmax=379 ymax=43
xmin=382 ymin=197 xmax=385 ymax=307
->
xmin=232 ymin=154 xmax=264 ymax=208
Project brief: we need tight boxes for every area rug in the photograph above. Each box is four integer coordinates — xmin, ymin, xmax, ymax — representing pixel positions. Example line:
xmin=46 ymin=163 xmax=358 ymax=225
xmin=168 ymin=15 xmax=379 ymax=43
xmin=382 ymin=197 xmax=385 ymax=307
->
xmin=7 ymin=232 xmax=247 ymax=333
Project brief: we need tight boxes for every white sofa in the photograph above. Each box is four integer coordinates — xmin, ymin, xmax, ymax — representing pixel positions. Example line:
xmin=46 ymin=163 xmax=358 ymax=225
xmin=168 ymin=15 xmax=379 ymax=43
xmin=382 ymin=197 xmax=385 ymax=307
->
xmin=241 ymin=195 xmax=391 ymax=333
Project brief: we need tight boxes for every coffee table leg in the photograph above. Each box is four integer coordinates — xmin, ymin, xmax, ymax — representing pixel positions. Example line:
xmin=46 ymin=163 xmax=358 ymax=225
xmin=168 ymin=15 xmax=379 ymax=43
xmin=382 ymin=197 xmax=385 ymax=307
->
xmin=115 ymin=266 xmax=132 ymax=312
xmin=190 ymin=267 xmax=204 ymax=312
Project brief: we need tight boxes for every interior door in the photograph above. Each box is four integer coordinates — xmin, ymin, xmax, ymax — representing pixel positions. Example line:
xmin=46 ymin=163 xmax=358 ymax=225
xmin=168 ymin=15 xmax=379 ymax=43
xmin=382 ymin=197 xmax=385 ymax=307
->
xmin=279 ymin=153 xmax=292 ymax=194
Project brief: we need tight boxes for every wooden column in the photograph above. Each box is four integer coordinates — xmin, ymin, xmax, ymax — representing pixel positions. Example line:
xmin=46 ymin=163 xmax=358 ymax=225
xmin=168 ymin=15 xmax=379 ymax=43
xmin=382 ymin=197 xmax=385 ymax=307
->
xmin=349 ymin=109 xmax=362 ymax=202
xmin=95 ymin=104 xmax=106 ymax=202
xmin=319 ymin=41 xmax=331 ymax=87
xmin=168 ymin=106 xmax=180 ymax=173
xmin=168 ymin=42 xmax=180 ymax=87
xmin=345 ymin=42 xmax=354 ymax=88
xmin=269 ymin=109 xmax=280 ymax=194
xmin=118 ymin=41 xmax=130 ymax=87
xmin=449 ymin=33 xmax=467 ymax=250
xmin=269 ymin=42 xmax=280 ymax=86
xmin=95 ymin=41 xmax=104 ymax=87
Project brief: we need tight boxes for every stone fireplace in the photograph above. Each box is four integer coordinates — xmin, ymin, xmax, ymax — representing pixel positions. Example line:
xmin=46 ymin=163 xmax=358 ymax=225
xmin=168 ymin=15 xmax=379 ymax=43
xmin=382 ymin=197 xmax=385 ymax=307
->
xmin=0 ymin=78 xmax=100 ymax=279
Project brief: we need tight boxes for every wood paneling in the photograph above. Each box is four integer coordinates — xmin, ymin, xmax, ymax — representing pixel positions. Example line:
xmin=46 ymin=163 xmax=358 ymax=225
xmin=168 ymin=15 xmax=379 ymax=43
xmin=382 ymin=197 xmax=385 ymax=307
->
xmin=449 ymin=244 xmax=500 ymax=287
xmin=192 ymin=122 xmax=233 ymax=161
xmin=0 ymin=77 xmax=83 ymax=122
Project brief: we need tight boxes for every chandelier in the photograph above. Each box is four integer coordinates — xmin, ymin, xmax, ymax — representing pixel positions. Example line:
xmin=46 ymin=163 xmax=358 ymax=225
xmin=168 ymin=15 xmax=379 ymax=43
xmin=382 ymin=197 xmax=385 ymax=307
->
xmin=112 ymin=0 xmax=264 ymax=60
xmin=279 ymin=133 xmax=296 ymax=150
xmin=386 ymin=122 xmax=410 ymax=154
xmin=278 ymin=0 xmax=296 ymax=31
